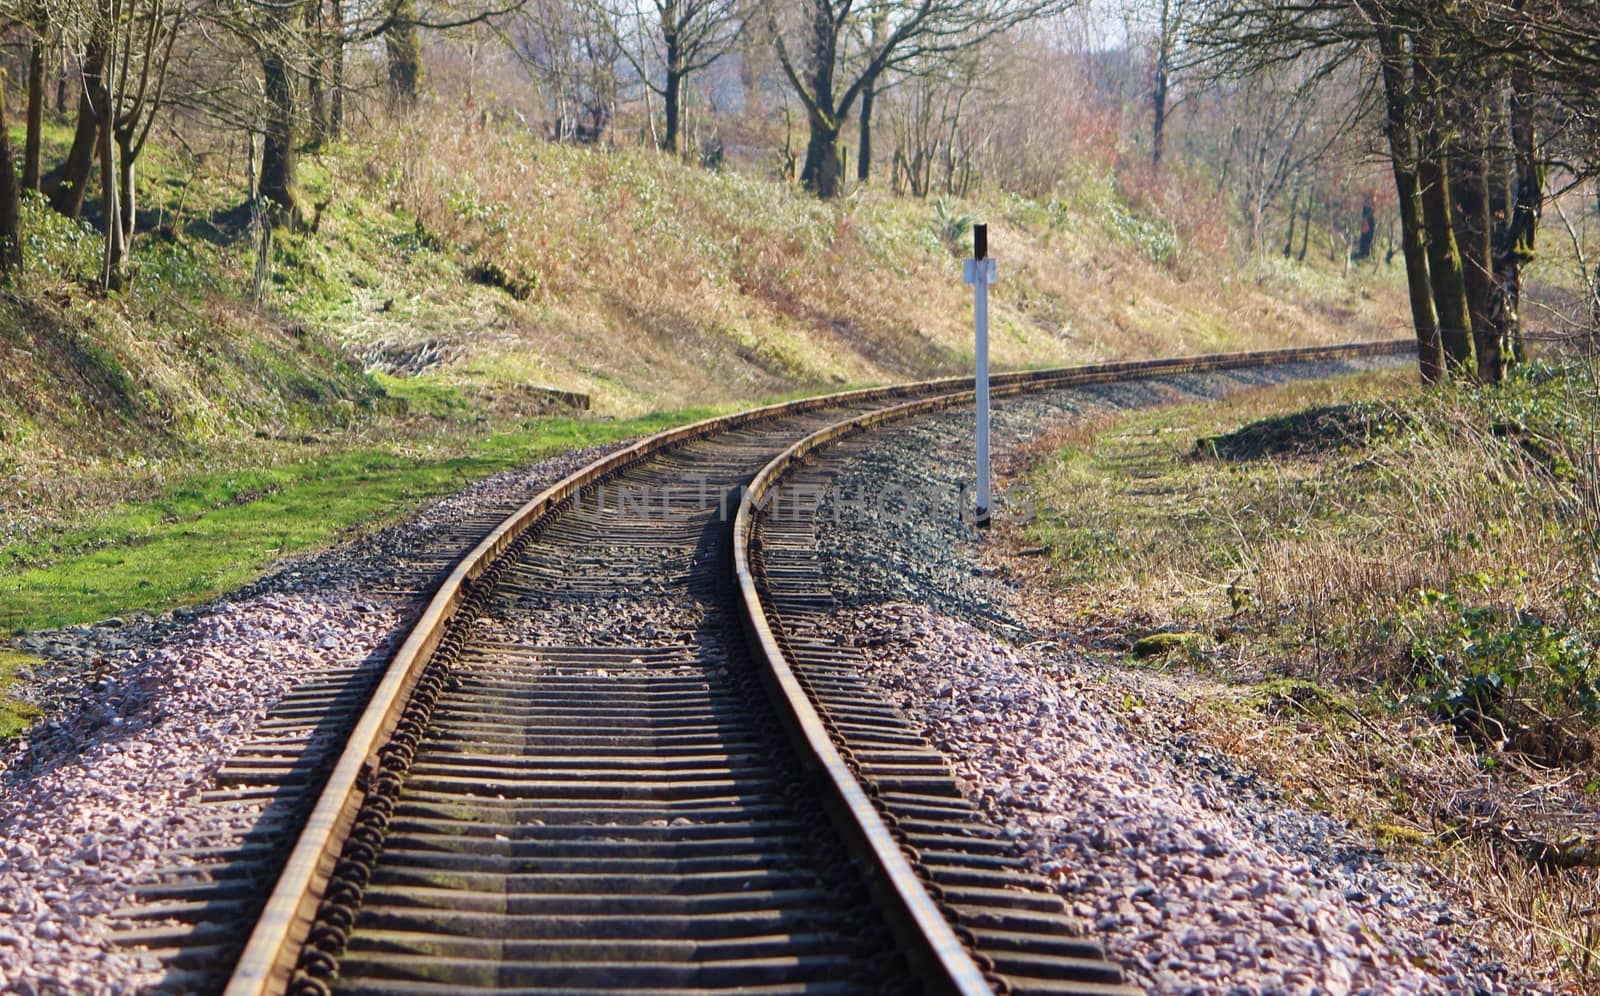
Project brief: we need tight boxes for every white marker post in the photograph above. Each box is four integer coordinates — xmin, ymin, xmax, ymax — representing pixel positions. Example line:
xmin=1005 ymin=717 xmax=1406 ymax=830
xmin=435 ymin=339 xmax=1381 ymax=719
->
xmin=963 ymin=225 xmax=997 ymax=528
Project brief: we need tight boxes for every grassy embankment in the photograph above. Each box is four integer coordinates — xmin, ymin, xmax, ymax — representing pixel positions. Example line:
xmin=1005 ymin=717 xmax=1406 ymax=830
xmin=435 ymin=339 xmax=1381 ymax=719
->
xmin=0 ymin=111 xmax=1406 ymax=733
xmin=1016 ymin=360 xmax=1600 ymax=984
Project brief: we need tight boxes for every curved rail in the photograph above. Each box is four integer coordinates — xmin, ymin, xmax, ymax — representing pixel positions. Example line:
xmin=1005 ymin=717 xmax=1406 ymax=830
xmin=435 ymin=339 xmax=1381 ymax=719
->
xmin=225 ymin=338 xmax=1409 ymax=996
xmin=733 ymin=338 xmax=1408 ymax=993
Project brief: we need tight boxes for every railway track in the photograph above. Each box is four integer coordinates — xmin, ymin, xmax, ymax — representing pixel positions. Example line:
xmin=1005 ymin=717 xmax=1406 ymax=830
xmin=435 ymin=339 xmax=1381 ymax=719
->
xmin=113 ymin=340 xmax=1408 ymax=995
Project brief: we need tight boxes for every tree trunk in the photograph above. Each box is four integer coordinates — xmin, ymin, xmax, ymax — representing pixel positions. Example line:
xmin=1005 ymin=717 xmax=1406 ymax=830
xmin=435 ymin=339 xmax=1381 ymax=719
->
xmin=797 ymin=0 xmax=842 ymax=198
xmin=1449 ymin=104 xmax=1499 ymax=383
xmin=1499 ymin=72 xmax=1542 ymax=367
xmin=1397 ymin=166 xmax=1443 ymax=381
xmin=0 ymin=76 xmax=23 ymax=277
xmin=99 ymin=80 xmax=123 ymax=291
xmin=1297 ymin=200 xmax=1311 ymax=262
xmin=261 ymin=48 xmax=300 ymax=225
xmin=1415 ymin=39 xmax=1474 ymax=376
xmin=24 ymin=36 xmax=45 ymax=192
xmin=328 ymin=0 xmax=345 ymax=139
xmin=1152 ymin=57 xmax=1168 ymax=172
xmin=1418 ymin=153 xmax=1474 ymax=375
xmin=308 ymin=73 xmax=327 ymax=149
xmin=1283 ymin=183 xmax=1298 ymax=257
xmin=386 ymin=0 xmax=422 ymax=109
xmin=1153 ymin=0 xmax=1171 ymax=172
xmin=1355 ymin=202 xmax=1376 ymax=260
xmin=1375 ymin=24 xmax=1443 ymax=382
xmin=55 ymin=53 xmax=68 ymax=116
xmin=48 ymin=43 xmax=106 ymax=219
xmin=857 ymin=70 xmax=878 ymax=183
xmin=800 ymin=111 xmax=841 ymax=198
xmin=117 ymin=134 xmax=137 ymax=247
xmin=306 ymin=1 xmax=328 ymax=148
xmin=663 ymin=34 xmax=683 ymax=155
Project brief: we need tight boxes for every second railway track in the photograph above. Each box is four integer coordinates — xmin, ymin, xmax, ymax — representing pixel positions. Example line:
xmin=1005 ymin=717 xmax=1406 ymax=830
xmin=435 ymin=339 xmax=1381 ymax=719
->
xmin=115 ymin=340 xmax=1408 ymax=995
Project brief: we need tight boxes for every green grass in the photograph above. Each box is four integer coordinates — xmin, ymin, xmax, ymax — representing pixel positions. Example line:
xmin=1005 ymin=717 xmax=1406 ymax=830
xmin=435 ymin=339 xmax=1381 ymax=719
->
xmin=369 ymin=372 xmax=477 ymax=418
xmin=1025 ymin=368 xmax=1416 ymax=596
xmin=1024 ymin=359 xmax=1600 ymax=752
xmin=0 ymin=406 xmax=729 ymax=632
xmin=0 ymin=649 xmax=45 ymax=739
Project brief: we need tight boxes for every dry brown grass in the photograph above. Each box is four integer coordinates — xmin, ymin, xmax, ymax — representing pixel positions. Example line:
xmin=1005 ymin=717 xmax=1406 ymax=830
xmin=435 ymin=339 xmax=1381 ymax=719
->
xmin=309 ymin=112 xmax=1412 ymax=416
xmin=1019 ymin=366 xmax=1597 ymax=668
xmin=1187 ymin=678 xmax=1600 ymax=988
xmin=1006 ymin=363 xmax=1600 ymax=989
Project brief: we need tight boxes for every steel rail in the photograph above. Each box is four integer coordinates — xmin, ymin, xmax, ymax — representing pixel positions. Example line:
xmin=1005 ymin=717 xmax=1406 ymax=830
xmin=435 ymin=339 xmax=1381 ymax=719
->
xmin=732 ymin=337 xmax=1409 ymax=994
xmin=225 ymin=338 xmax=1410 ymax=996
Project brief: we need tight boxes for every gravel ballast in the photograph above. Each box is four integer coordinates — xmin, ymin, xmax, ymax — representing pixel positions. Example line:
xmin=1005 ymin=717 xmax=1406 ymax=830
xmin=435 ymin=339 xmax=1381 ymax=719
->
xmin=841 ymin=604 xmax=1508 ymax=994
xmin=809 ymin=360 xmax=1518 ymax=994
xmin=0 ymin=354 xmax=1456 ymax=994
xmin=0 ymin=444 xmax=620 ymax=993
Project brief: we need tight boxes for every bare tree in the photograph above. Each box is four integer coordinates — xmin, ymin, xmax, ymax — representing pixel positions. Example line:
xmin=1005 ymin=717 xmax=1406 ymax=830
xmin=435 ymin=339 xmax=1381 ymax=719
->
xmin=105 ymin=0 xmax=183 ymax=285
xmin=375 ymin=0 xmax=532 ymax=107
xmin=599 ymin=0 xmax=744 ymax=154
xmin=763 ymin=0 xmax=1073 ymax=198
xmin=1186 ymin=0 xmax=1587 ymax=383
xmin=884 ymin=45 xmax=988 ymax=197
xmin=1205 ymin=55 xmax=1370 ymax=255
xmin=1125 ymin=0 xmax=1194 ymax=172
xmin=511 ymin=0 xmax=625 ymax=141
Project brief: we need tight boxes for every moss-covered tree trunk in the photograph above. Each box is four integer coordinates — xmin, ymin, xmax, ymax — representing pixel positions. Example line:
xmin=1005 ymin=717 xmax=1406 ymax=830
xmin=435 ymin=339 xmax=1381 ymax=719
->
xmin=1375 ymin=24 xmax=1443 ymax=382
xmin=261 ymin=44 xmax=301 ymax=225
xmin=0 ymin=75 xmax=24 ymax=277
xmin=1418 ymin=153 xmax=1475 ymax=375
xmin=1498 ymin=71 xmax=1543 ymax=367
xmin=48 ymin=42 xmax=106 ymax=219
xmin=386 ymin=0 xmax=421 ymax=109
xmin=1397 ymin=168 xmax=1443 ymax=380
xmin=1449 ymin=109 xmax=1499 ymax=383
xmin=1414 ymin=38 xmax=1474 ymax=376
xmin=24 ymin=35 xmax=45 ymax=192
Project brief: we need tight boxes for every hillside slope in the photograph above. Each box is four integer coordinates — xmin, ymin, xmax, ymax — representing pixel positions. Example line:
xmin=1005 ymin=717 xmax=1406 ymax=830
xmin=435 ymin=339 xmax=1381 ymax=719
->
xmin=281 ymin=116 xmax=1407 ymax=416
xmin=1 ymin=113 xmax=1409 ymax=466
xmin=0 ymin=113 xmax=1410 ymax=629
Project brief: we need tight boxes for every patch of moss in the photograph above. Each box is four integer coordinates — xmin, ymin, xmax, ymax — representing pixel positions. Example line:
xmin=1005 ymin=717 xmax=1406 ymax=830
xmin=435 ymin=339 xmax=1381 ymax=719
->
xmin=1132 ymin=631 xmax=1207 ymax=657
xmin=1247 ymin=678 xmax=1349 ymax=720
xmin=1372 ymin=822 xmax=1432 ymax=847
xmin=0 ymin=649 xmax=45 ymax=739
